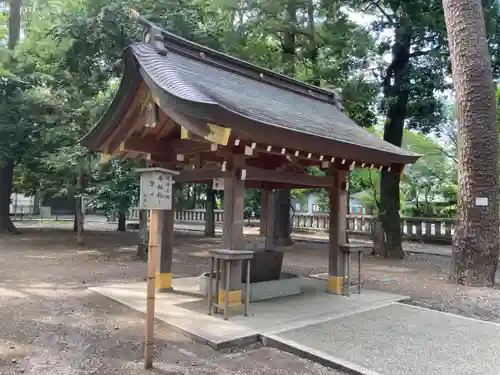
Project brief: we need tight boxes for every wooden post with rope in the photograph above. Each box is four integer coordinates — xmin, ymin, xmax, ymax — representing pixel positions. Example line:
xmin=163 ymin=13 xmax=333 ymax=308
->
xmin=145 ymin=209 xmax=159 ymax=369
xmin=137 ymin=168 xmax=178 ymax=370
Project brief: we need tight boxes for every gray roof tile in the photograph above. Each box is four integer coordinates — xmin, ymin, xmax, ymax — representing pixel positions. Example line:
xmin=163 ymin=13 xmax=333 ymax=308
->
xmin=131 ymin=43 xmax=418 ymax=159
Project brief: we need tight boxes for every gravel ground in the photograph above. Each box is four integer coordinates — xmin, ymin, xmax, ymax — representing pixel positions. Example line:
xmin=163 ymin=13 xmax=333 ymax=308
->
xmin=5 ymin=223 xmax=500 ymax=374
xmin=12 ymin=221 xmax=500 ymax=324
xmin=0 ymin=227 xmax=346 ymax=375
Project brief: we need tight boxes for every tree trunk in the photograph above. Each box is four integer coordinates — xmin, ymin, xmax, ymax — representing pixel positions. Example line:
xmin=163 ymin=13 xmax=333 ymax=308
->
xmin=75 ymin=162 xmax=85 ymax=245
xmin=192 ymin=184 xmax=197 ymax=209
xmin=75 ymin=197 xmax=84 ymax=245
xmin=272 ymin=0 xmax=296 ymax=247
xmin=0 ymin=0 xmax=22 ymax=235
xmin=117 ymin=211 xmax=126 ymax=232
xmin=282 ymin=0 xmax=296 ymax=76
xmin=0 ymin=160 xmax=19 ymax=234
xmin=380 ymin=169 xmax=404 ymax=258
xmin=8 ymin=0 xmax=21 ymax=50
xmin=443 ymin=0 xmax=499 ymax=286
xmin=379 ymin=23 xmax=411 ymax=259
xmin=274 ymin=189 xmax=293 ymax=246
xmin=33 ymin=192 xmax=40 ymax=215
xmin=306 ymin=0 xmax=320 ymax=86
xmin=136 ymin=210 xmax=149 ymax=259
xmin=205 ymin=184 xmax=216 ymax=237
xmin=371 ymin=217 xmax=386 ymax=257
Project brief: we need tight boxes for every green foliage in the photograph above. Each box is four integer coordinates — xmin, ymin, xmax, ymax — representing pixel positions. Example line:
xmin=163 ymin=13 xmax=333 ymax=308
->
xmin=244 ymin=189 xmax=261 ymax=215
xmin=89 ymin=158 xmax=143 ymax=215
xmin=401 ymin=130 xmax=456 ymax=216
xmin=5 ymin=0 xmax=493 ymax=226
xmin=344 ymin=129 xmax=457 ymax=217
xmin=345 ymin=0 xmax=448 ymax=135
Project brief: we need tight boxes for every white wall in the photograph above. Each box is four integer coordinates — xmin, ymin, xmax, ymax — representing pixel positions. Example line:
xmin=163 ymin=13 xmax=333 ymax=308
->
xmin=9 ymin=193 xmax=34 ymax=215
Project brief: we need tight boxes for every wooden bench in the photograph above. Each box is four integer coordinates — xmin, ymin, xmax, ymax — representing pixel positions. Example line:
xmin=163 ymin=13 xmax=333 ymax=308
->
xmin=340 ymin=244 xmax=371 ymax=296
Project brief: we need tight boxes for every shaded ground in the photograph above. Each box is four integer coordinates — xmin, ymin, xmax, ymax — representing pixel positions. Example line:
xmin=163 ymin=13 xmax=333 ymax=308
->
xmin=0 ymin=228 xmax=345 ymax=375
xmin=3 ymin=225 xmax=500 ymax=374
xmin=15 ymin=217 xmax=455 ymax=256
xmin=10 ymin=221 xmax=500 ymax=322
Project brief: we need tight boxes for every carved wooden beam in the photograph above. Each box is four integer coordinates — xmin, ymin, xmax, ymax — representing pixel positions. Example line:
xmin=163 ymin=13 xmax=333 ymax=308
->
xmin=245 ymin=181 xmax=321 ymax=189
xmin=119 ymin=136 xmax=212 ymax=155
xmin=277 ymin=158 xmax=307 ymax=173
xmin=155 ymin=117 xmax=176 ymax=140
xmin=243 ymin=166 xmax=331 ymax=188
xmin=176 ymin=167 xmax=231 ymax=183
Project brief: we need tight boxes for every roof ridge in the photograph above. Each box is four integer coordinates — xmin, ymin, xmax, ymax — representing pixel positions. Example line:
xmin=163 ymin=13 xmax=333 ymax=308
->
xmin=159 ymin=29 xmax=343 ymax=107
xmin=128 ymin=10 xmax=343 ymax=108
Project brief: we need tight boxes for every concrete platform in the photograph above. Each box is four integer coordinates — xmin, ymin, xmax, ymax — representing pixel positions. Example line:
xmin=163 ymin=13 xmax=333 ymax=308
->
xmin=273 ymin=303 xmax=500 ymax=375
xmin=89 ymin=277 xmax=407 ymax=349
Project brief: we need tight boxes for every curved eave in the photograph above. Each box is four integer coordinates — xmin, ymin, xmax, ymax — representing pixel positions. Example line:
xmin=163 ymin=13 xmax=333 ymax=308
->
xmin=82 ymin=44 xmax=420 ymax=167
xmin=80 ymin=53 xmax=142 ymax=151
xmin=131 ymin=48 xmax=419 ymax=167
xmin=143 ymin=77 xmax=420 ymax=166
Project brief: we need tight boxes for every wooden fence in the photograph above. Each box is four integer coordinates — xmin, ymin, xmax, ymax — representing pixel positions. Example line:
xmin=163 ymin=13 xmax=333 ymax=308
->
xmin=128 ymin=208 xmax=455 ymax=243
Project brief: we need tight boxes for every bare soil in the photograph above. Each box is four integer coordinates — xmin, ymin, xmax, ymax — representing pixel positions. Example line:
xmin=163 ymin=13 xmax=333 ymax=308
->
xmin=0 ymin=226 xmax=345 ymax=375
xmin=3 ymin=222 xmax=500 ymax=374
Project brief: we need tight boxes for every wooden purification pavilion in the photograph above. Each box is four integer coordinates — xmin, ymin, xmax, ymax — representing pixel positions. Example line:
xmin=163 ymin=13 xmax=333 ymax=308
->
xmin=83 ymin=15 xmax=418 ymax=293
xmin=82 ymin=15 xmax=419 ymax=366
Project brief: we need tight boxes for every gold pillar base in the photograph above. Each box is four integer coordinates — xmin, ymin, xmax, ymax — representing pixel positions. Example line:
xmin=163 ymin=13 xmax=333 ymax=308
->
xmin=156 ymin=272 xmax=172 ymax=290
xmin=218 ymin=289 xmax=242 ymax=306
xmin=327 ymin=276 xmax=344 ymax=295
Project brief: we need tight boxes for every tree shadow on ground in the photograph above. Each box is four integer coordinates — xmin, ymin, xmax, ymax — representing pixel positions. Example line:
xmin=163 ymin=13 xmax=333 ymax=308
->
xmin=0 ymin=291 xmax=221 ymax=374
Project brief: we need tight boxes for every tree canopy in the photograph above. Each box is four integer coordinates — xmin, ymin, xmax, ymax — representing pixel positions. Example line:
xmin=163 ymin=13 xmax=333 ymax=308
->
xmin=0 ymin=0 xmax=498 ymax=251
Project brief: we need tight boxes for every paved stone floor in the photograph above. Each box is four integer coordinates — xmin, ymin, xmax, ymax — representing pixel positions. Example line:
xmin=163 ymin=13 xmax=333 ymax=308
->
xmin=277 ymin=303 xmax=500 ymax=375
xmin=92 ymin=277 xmax=500 ymax=375
xmin=91 ymin=278 xmax=406 ymax=347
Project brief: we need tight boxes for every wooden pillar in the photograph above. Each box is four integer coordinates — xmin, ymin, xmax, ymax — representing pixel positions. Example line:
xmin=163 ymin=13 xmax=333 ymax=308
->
xmin=259 ymin=189 xmax=268 ymax=236
xmin=205 ymin=183 xmax=216 ymax=237
xmin=220 ymin=156 xmax=245 ymax=305
xmin=327 ymin=169 xmax=346 ymax=295
xmin=266 ymin=190 xmax=276 ymax=250
xmin=157 ymin=209 xmax=174 ymax=292
xmin=145 ymin=209 xmax=160 ymax=369
xmin=339 ymin=189 xmax=348 ymax=245
xmin=222 ymin=156 xmax=245 ymax=250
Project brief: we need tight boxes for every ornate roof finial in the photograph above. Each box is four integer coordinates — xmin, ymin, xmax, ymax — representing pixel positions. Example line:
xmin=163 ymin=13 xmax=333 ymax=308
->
xmin=128 ymin=8 xmax=168 ymax=56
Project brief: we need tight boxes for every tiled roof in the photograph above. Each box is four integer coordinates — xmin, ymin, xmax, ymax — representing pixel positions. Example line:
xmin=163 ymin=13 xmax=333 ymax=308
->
xmin=131 ymin=42 xmax=418 ymax=161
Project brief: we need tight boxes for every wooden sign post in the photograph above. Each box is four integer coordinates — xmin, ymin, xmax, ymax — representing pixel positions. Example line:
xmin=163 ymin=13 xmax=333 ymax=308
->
xmin=137 ymin=167 xmax=178 ymax=370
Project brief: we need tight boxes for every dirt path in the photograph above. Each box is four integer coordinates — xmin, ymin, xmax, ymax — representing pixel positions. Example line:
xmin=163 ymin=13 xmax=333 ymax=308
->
xmin=3 ymin=226 xmax=500 ymax=374
xmin=16 ymin=219 xmax=454 ymax=256
xmin=0 ymin=228 xmax=344 ymax=375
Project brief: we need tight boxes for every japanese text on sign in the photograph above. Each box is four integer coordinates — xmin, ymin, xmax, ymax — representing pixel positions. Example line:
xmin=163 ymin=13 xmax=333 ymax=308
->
xmin=138 ymin=169 xmax=176 ymax=210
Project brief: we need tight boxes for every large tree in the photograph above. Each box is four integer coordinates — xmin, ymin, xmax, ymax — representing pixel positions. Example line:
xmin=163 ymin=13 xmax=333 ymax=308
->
xmin=0 ymin=0 xmax=22 ymax=233
xmin=347 ymin=0 xmax=500 ymax=257
xmin=349 ymin=0 xmax=449 ymax=257
xmin=443 ymin=0 xmax=499 ymax=286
